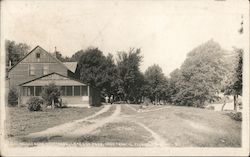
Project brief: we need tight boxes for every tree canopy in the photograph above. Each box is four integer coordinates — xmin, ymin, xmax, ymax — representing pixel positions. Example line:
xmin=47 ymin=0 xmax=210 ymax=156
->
xmin=5 ymin=40 xmax=31 ymax=66
xmin=144 ymin=64 xmax=167 ymax=103
xmin=169 ymin=40 xmax=228 ymax=107
xmin=75 ymin=48 xmax=108 ymax=89
xmin=224 ymin=48 xmax=243 ymax=96
xmin=115 ymin=48 xmax=144 ymax=103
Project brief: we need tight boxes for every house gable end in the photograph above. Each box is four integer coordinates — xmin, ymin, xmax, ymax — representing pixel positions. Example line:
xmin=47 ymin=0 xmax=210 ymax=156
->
xmin=9 ymin=46 xmax=68 ymax=72
xmin=8 ymin=46 xmax=70 ymax=88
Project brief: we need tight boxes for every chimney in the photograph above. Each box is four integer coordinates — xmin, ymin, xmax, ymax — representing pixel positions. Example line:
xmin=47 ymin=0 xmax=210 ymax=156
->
xmin=53 ymin=46 xmax=57 ymax=58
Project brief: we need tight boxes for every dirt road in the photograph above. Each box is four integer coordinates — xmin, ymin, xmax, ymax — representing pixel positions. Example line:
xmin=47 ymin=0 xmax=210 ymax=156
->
xmin=22 ymin=104 xmax=241 ymax=147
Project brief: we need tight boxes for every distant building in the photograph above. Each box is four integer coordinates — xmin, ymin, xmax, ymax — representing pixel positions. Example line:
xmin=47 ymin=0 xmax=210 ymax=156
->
xmin=7 ymin=46 xmax=100 ymax=107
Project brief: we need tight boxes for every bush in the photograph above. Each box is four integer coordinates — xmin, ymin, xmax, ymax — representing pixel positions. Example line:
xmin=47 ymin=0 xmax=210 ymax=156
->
xmin=41 ymin=83 xmax=61 ymax=107
xmin=232 ymin=112 xmax=242 ymax=121
xmin=227 ymin=112 xmax=242 ymax=121
xmin=8 ymin=88 xmax=18 ymax=107
xmin=27 ymin=97 xmax=43 ymax=111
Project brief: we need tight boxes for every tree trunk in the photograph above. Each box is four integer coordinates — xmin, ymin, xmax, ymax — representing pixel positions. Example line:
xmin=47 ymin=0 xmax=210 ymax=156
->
xmin=221 ymin=100 xmax=226 ymax=111
xmin=52 ymin=99 xmax=55 ymax=109
xmin=233 ymin=95 xmax=237 ymax=110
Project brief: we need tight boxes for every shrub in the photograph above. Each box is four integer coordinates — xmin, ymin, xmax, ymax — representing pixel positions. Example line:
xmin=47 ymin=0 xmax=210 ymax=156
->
xmin=8 ymin=88 xmax=18 ymax=107
xmin=232 ymin=112 xmax=242 ymax=121
xmin=41 ymin=83 xmax=61 ymax=108
xmin=27 ymin=97 xmax=43 ymax=111
xmin=226 ymin=112 xmax=242 ymax=121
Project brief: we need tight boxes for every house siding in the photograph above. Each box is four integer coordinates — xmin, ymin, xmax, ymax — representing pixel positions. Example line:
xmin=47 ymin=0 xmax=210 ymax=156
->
xmin=8 ymin=46 xmax=101 ymax=107
xmin=9 ymin=47 xmax=68 ymax=88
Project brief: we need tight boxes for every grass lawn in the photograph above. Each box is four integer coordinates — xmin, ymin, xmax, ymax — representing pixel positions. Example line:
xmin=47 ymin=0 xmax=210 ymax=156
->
xmin=130 ymin=105 xmax=241 ymax=147
xmin=5 ymin=104 xmax=242 ymax=147
xmin=5 ymin=106 xmax=103 ymax=138
xmin=75 ymin=121 xmax=154 ymax=147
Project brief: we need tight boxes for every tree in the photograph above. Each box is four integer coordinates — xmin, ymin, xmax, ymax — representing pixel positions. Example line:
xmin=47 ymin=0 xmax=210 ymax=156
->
xmin=53 ymin=51 xmax=71 ymax=62
xmin=101 ymin=53 xmax=119 ymax=99
xmin=224 ymin=48 xmax=243 ymax=110
xmin=170 ymin=40 xmax=228 ymax=107
xmin=144 ymin=64 xmax=167 ymax=104
xmin=75 ymin=48 xmax=107 ymax=88
xmin=41 ymin=83 xmax=61 ymax=109
xmin=8 ymin=87 xmax=19 ymax=106
xmin=168 ymin=69 xmax=181 ymax=104
xmin=71 ymin=50 xmax=85 ymax=62
xmin=5 ymin=40 xmax=30 ymax=66
xmin=116 ymin=48 xmax=144 ymax=103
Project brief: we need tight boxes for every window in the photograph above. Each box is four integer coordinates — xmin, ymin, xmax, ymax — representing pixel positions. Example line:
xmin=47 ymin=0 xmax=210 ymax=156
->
xmin=29 ymin=65 xmax=35 ymax=75
xmin=27 ymin=86 xmax=34 ymax=96
xmin=74 ymin=86 xmax=80 ymax=96
xmin=23 ymin=87 xmax=28 ymax=96
xmin=43 ymin=65 xmax=49 ymax=75
xmin=36 ymin=53 xmax=40 ymax=62
xmin=81 ymin=86 xmax=88 ymax=96
xmin=66 ymin=86 xmax=73 ymax=96
xmin=35 ymin=86 xmax=42 ymax=96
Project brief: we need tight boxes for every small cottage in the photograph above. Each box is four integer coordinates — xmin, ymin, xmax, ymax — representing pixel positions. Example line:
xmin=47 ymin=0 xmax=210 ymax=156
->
xmin=7 ymin=46 xmax=100 ymax=107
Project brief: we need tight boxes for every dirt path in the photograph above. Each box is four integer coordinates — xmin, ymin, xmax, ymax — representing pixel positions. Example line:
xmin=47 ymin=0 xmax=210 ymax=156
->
xmin=26 ymin=105 xmax=112 ymax=138
xmin=125 ymin=104 xmax=137 ymax=112
xmin=134 ymin=121 xmax=168 ymax=147
xmin=67 ymin=105 xmax=121 ymax=137
xmin=122 ymin=105 xmax=168 ymax=147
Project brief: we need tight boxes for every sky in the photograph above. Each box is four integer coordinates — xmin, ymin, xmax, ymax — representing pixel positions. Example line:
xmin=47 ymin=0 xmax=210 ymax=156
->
xmin=1 ymin=0 xmax=249 ymax=76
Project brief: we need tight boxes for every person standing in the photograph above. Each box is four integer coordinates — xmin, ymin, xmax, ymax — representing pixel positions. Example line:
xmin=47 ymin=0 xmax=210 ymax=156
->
xmin=110 ymin=95 xmax=114 ymax=105
xmin=105 ymin=95 xmax=109 ymax=105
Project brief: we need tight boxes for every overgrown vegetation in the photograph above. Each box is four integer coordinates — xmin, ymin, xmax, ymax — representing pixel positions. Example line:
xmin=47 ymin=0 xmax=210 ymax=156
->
xmin=41 ymin=83 xmax=61 ymax=109
xmin=27 ymin=97 xmax=43 ymax=111
xmin=5 ymin=40 xmax=30 ymax=66
xmin=8 ymin=87 xmax=18 ymax=107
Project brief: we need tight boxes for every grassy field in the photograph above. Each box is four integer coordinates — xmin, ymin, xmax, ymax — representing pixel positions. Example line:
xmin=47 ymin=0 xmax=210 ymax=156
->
xmin=125 ymin=105 xmax=242 ymax=147
xmin=5 ymin=104 xmax=241 ymax=147
xmin=5 ymin=106 xmax=103 ymax=138
xmin=75 ymin=121 xmax=153 ymax=147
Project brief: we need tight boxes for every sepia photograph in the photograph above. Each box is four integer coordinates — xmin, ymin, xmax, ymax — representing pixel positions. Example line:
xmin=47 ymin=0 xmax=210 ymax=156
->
xmin=0 ymin=0 xmax=249 ymax=156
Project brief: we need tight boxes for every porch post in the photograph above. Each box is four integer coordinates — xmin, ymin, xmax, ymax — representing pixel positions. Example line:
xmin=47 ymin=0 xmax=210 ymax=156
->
xmin=87 ymin=86 xmax=90 ymax=96
xmin=34 ymin=86 xmax=36 ymax=96
xmin=18 ymin=86 xmax=22 ymax=107
xmin=72 ymin=86 xmax=74 ymax=96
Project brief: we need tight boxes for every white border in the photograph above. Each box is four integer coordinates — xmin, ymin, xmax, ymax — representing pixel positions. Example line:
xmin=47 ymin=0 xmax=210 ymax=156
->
xmin=1 ymin=0 xmax=249 ymax=156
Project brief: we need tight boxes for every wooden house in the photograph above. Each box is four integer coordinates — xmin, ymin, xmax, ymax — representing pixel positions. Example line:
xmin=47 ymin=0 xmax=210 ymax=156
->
xmin=7 ymin=46 xmax=100 ymax=107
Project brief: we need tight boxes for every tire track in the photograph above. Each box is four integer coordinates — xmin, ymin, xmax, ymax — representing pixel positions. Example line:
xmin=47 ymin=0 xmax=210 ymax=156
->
xmin=26 ymin=105 xmax=112 ymax=138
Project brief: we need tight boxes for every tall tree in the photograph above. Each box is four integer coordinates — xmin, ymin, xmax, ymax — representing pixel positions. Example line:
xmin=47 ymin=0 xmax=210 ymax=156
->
xmin=168 ymin=69 xmax=181 ymax=104
xmin=144 ymin=64 xmax=167 ymax=104
xmin=5 ymin=40 xmax=30 ymax=66
xmin=101 ymin=53 xmax=119 ymax=98
xmin=71 ymin=50 xmax=85 ymax=62
xmin=170 ymin=40 xmax=228 ymax=107
xmin=224 ymin=48 xmax=243 ymax=110
xmin=75 ymin=47 xmax=120 ymax=101
xmin=116 ymin=48 xmax=143 ymax=103
xmin=75 ymin=48 xmax=107 ymax=88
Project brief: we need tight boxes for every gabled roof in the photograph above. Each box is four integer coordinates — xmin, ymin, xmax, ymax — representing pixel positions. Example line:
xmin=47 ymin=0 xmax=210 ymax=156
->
xmin=63 ymin=62 xmax=77 ymax=73
xmin=8 ymin=46 xmax=70 ymax=72
xmin=19 ymin=72 xmax=88 ymax=86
